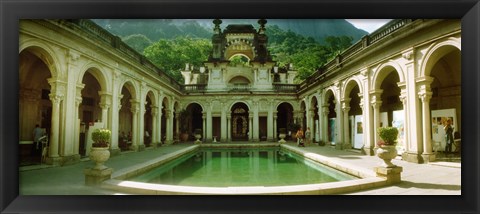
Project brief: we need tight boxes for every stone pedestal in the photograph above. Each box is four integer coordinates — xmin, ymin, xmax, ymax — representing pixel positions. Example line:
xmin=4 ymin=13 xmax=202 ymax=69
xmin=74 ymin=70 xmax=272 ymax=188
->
xmin=421 ymin=153 xmax=436 ymax=163
xmin=110 ymin=148 xmax=121 ymax=156
xmin=374 ymin=166 xmax=403 ymax=184
xmin=45 ymin=156 xmax=63 ymax=166
xmin=84 ymin=167 xmax=113 ymax=186
xmin=402 ymin=152 xmax=424 ymax=163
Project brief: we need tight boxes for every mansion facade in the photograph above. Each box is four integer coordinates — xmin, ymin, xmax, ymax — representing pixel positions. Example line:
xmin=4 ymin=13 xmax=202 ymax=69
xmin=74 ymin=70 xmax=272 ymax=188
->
xmin=19 ymin=19 xmax=461 ymax=165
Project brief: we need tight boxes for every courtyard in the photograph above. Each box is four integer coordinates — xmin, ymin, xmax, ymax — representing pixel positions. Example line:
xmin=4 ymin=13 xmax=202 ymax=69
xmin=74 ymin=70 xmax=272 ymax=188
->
xmin=19 ymin=142 xmax=461 ymax=195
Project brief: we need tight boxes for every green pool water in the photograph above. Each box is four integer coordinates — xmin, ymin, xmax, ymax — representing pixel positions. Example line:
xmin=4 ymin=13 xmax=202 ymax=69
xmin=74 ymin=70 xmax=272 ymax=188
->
xmin=128 ymin=147 xmax=357 ymax=187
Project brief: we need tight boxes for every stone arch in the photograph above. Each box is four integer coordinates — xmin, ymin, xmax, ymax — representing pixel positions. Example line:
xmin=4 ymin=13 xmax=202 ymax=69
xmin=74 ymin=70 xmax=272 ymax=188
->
xmin=372 ymin=61 xmax=405 ymax=90
xmin=145 ymin=89 xmax=157 ymax=107
xmin=118 ymin=79 xmax=139 ymax=101
xmin=230 ymin=102 xmax=250 ymax=140
xmin=19 ymin=46 xmax=56 ymax=144
xmin=227 ymin=75 xmax=253 ymax=84
xmin=229 ymin=101 xmax=251 ymax=111
xmin=77 ymin=65 xmax=109 ymax=93
xmin=224 ymin=40 xmax=256 ymax=60
xmin=342 ymin=76 xmax=364 ymax=100
xmin=19 ymin=41 xmax=62 ymax=80
xmin=323 ymin=88 xmax=337 ymax=104
xmin=420 ymin=37 xmax=461 ymax=77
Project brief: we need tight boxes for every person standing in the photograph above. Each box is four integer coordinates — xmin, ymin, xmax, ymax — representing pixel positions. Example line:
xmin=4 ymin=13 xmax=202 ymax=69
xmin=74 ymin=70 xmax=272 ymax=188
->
xmin=305 ymin=127 xmax=311 ymax=146
xmin=296 ymin=127 xmax=304 ymax=147
xmin=444 ymin=119 xmax=454 ymax=154
xmin=32 ymin=124 xmax=45 ymax=155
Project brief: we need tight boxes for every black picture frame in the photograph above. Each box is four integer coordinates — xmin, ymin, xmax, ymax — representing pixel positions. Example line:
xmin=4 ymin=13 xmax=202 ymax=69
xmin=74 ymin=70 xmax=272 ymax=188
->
xmin=1 ymin=0 xmax=479 ymax=213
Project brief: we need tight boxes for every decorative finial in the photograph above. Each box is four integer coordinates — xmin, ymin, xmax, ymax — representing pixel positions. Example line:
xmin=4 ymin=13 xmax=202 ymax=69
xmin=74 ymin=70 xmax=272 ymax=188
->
xmin=258 ymin=19 xmax=267 ymax=34
xmin=213 ymin=19 xmax=222 ymax=34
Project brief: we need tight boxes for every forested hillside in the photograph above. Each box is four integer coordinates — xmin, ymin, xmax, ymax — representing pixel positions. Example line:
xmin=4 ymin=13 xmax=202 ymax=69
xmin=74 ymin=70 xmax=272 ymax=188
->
xmin=92 ymin=19 xmax=366 ymax=83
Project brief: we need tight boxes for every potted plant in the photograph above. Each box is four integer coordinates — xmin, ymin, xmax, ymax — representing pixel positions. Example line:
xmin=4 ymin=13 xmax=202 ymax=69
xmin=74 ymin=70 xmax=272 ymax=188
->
xmin=178 ymin=109 xmax=191 ymax=142
xmin=376 ymin=127 xmax=399 ymax=168
xmin=90 ymin=128 xmax=111 ymax=170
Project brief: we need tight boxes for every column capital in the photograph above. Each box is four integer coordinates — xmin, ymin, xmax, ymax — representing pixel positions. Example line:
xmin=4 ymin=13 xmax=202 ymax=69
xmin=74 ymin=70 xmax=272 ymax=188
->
xmin=371 ymin=101 xmax=382 ymax=109
xmin=75 ymin=96 xmax=82 ymax=107
xmin=418 ymin=92 xmax=433 ymax=103
xmin=49 ymin=93 xmax=64 ymax=104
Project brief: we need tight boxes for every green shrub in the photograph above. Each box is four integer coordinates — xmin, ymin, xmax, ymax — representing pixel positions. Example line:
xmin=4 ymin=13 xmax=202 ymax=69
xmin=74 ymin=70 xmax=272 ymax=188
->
xmin=92 ymin=128 xmax=111 ymax=147
xmin=377 ymin=127 xmax=398 ymax=146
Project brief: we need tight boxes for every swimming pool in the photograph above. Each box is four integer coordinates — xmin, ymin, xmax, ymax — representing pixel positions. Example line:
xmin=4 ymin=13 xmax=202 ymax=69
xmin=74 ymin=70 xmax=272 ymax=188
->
xmin=127 ymin=147 xmax=357 ymax=187
xmin=103 ymin=144 xmax=387 ymax=194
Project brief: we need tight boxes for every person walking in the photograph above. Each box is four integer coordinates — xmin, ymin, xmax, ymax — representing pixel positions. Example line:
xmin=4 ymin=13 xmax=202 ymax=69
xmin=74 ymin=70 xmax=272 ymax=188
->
xmin=444 ymin=119 xmax=454 ymax=154
xmin=32 ymin=124 xmax=45 ymax=156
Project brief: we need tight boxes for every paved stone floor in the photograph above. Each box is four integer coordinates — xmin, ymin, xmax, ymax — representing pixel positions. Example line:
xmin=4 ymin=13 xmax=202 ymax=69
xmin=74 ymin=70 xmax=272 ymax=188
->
xmin=19 ymin=142 xmax=461 ymax=195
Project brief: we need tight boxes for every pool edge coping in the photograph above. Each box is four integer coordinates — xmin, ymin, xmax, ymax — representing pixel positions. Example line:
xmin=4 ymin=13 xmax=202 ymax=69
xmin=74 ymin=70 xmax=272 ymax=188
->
xmin=103 ymin=144 xmax=389 ymax=195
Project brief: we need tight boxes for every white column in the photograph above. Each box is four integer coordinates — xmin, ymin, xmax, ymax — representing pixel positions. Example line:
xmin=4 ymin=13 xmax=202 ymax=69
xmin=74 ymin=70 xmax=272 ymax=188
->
xmin=418 ymin=79 xmax=433 ymax=155
xmin=202 ymin=113 xmax=207 ymax=141
xmin=206 ymin=108 xmax=212 ymax=141
xmin=171 ymin=111 xmax=179 ymax=143
xmin=267 ymin=104 xmax=274 ymax=141
xmin=322 ymin=105 xmax=329 ymax=143
xmin=73 ymin=84 xmax=84 ymax=155
xmin=249 ymin=115 xmax=254 ymax=141
xmin=49 ymin=94 xmax=63 ymax=158
xmin=166 ymin=110 xmax=173 ymax=144
xmin=74 ymin=96 xmax=82 ymax=155
xmin=227 ymin=116 xmax=231 ymax=142
xmin=157 ymin=105 xmax=163 ymax=145
xmin=370 ymin=91 xmax=382 ymax=148
xmin=99 ymin=92 xmax=112 ymax=129
xmin=221 ymin=106 xmax=227 ymax=142
xmin=273 ymin=115 xmax=278 ymax=140
xmin=342 ymin=99 xmax=351 ymax=148
xmin=253 ymin=107 xmax=259 ymax=142
xmin=130 ymin=100 xmax=139 ymax=150
xmin=151 ymin=106 xmax=158 ymax=147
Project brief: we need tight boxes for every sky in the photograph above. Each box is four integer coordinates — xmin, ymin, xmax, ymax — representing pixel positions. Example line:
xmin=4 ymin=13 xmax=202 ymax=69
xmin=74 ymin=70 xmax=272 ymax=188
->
xmin=346 ymin=19 xmax=392 ymax=33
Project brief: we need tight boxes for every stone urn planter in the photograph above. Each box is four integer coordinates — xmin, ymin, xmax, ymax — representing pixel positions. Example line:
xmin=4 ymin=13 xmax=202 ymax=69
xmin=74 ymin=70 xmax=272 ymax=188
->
xmin=90 ymin=147 xmax=110 ymax=170
xmin=376 ymin=127 xmax=399 ymax=168
xmin=376 ymin=145 xmax=397 ymax=168
xmin=278 ymin=133 xmax=287 ymax=143
xmin=194 ymin=129 xmax=202 ymax=144
xmin=90 ymin=128 xmax=111 ymax=170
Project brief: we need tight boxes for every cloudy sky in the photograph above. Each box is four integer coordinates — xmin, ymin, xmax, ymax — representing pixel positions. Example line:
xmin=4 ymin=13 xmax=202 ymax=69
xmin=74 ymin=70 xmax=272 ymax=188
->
xmin=346 ymin=19 xmax=392 ymax=33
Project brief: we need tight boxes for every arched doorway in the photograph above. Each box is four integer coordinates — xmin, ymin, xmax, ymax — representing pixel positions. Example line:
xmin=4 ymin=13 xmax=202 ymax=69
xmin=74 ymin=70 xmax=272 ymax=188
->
xmin=309 ymin=97 xmax=320 ymax=143
xmin=276 ymin=102 xmax=294 ymax=140
xmin=144 ymin=92 xmax=154 ymax=147
xmin=161 ymin=97 xmax=168 ymax=143
xmin=427 ymin=47 xmax=461 ymax=153
xmin=231 ymin=103 xmax=249 ymax=141
xmin=325 ymin=90 xmax=337 ymax=145
xmin=79 ymin=70 xmax=103 ymax=156
xmin=186 ymin=103 xmax=203 ymax=140
xmin=118 ymin=82 xmax=136 ymax=151
xmin=19 ymin=48 xmax=53 ymax=165
xmin=344 ymin=82 xmax=363 ymax=149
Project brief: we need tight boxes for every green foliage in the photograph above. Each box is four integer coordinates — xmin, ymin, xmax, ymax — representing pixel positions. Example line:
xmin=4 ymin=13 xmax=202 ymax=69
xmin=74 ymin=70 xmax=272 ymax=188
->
xmin=94 ymin=20 xmax=356 ymax=83
xmin=122 ymin=34 xmax=153 ymax=53
xmin=91 ymin=129 xmax=111 ymax=147
xmin=229 ymin=55 xmax=249 ymax=66
xmin=267 ymin=25 xmax=353 ymax=82
xmin=377 ymin=127 xmax=399 ymax=145
xmin=143 ymin=37 xmax=212 ymax=83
